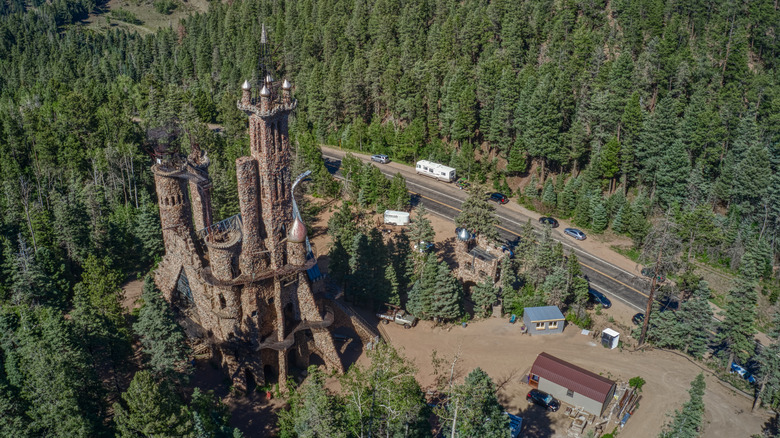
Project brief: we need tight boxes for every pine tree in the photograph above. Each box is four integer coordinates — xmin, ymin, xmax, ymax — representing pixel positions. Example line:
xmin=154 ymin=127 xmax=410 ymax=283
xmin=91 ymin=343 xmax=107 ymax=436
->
xmin=387 ymin=172 xmax=409 ymax=211
xmin=500 ymin=256 xmax=517 ymax=297
xmin=658 ymin=373 xmax=706 ymax=438
xmin=384 ymin=264 xmax=401 ymax=307
xmin=278 ymin=366 xmax=345 ymax=438
xmin=408 ymin=205 xmax=435 ymax=247
xmin=755 ymin=311 xmax=780 ymax=410
xmin=637 ymin=96 xmax=678 ymax=193
xmin=406 ymin=253 xmax=438 ymax=319
xmin=541 ymin=178 xmax=557 ymax=209
xmin=189 ymin=388 xmax=240 ymax=437
xmin=428 ymin=261 xmax=462 ymax=322
xmin=542 ymin=267 xmax=569 ymax=308
xmin=134 ymin=276 xmax=191 ymax=378
xmin=471 ymin=279 xmax=498 ymax=318
xmin=455 ymin=187 xmax=500 ymax=241
xmin=113 ymin=371 xmax=191 ymax=437
xmin=655 ymin=139 xmax=691 ymax=207
xmin=328 ymin=237 xmax=350 ymax=290
xmin=612 ymin=203 xmax=628 ymax=234
xmin=438 ymin=368 xmax=508 ymax=437
xmin=718 ymin=276 xmax=758 ymax=367
xmin=591 ymin=198 xmax=609 ymax=233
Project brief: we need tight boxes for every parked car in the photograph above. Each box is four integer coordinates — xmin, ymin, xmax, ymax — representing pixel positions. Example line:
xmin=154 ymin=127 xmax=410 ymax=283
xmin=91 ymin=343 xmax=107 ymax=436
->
xmin=631 ymin=313 xmax=644 ymax=325
xmin=377 ymin=309 xmax=418 ymax=329
xmin=526 ymin=389 xmax=560 ymax=412
xmin=539 ymin=217 xmax=559 ymax=228
xmin=588 ymin=288 xmax=612 ymax=309
xmin=641 ymin=267 xmax=667 ymax=283
xmin=489 ymin=192 xmax=509 ymax=204
xmin=371 ymin=154 xmax=389 ymax=164
xmin=730 ymin=362 xmax=757 ymax=384
xmin=564 ymin=228 xmax=586 ymax=240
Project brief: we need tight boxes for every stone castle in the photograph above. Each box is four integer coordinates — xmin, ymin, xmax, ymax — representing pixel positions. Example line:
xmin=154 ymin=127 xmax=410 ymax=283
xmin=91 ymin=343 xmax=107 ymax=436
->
xmin=151 ymin=29 xmax=345 ymax=390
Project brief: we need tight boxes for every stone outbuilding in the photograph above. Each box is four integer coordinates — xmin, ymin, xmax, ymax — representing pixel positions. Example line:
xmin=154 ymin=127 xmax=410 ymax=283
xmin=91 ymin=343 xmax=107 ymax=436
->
xmin=454 ymin=228 xmax=508 ymax=286
xmin=529 ymin=352 xmax=616 ymax=415
xmin=522 ymin=306 xmax=565 ymax=335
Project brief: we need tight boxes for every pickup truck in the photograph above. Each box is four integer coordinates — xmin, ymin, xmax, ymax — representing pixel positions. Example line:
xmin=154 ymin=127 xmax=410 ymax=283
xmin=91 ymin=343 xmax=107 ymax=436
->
xmin=377 ymin=309 xmax=418 ymax=329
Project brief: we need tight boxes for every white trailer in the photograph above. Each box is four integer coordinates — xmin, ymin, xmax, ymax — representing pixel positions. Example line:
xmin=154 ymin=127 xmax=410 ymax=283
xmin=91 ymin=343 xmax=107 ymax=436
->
xmin=415 ymin=160 xmax=457 ymax=182
xmin=383 ymin=210 xmax=410 ymax=226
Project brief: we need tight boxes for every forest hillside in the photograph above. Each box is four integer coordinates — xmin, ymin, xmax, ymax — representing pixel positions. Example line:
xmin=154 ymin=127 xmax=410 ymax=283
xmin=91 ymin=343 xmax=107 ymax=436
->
xmin=0 ymin=0 xmax=778 ymax=435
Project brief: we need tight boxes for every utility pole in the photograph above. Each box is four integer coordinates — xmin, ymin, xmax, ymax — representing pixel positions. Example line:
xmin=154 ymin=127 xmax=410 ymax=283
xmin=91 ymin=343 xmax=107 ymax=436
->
xmin=639 ymin=248 xmax=662 ymax=346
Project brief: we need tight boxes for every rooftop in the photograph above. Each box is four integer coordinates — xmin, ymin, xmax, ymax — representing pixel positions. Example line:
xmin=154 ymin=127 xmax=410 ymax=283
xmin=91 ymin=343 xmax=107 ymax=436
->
xmin=469 ymin=247 xmax=496 ymax=262
xmin=530 ymin=352 xmax=615 ymax=403
xmin=523 ymin=306 xmax=565 ymax=322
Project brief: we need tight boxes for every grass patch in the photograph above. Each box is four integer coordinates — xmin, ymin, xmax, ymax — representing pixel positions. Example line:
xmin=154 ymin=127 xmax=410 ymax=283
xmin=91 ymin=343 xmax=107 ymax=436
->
xmin=611 ymin=245 xmax=640 ymax=262
xmin=108 ymin=8 xmax=143 ymax=25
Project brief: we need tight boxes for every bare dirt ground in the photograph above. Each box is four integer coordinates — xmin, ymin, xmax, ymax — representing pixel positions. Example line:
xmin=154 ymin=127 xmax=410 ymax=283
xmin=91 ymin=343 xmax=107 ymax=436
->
xmin=305 ymin=193 xmax=773 ymax=437
xmin=380 ymin=318 xmax=771 ymax=438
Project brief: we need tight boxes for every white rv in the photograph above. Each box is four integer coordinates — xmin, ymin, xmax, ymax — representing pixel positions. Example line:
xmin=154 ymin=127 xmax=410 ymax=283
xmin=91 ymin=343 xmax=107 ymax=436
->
xmin=415 ymin=160 xmax=457 ymax=182
xmin=383 ymin=210 xmax=410 ymax=226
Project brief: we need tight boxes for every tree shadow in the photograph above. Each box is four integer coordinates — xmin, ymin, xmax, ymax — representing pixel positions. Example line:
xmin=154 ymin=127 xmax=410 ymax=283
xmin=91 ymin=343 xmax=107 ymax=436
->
xmin=514 ymin=403 xmax=556 ymax=438
xmin=439 ymin=237 xmax=457 ymax=267
xmin=763 ymin=412 xmax=779 ymax=437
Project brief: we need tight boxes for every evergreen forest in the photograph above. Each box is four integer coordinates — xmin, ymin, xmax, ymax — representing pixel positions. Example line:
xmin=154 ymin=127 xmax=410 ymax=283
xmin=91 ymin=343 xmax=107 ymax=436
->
xmin=0 ymin=0 xmax=780 ymax=435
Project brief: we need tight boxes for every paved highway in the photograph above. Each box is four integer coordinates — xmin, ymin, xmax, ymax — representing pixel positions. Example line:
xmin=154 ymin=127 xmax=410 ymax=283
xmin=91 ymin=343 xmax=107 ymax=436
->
xmin=320 ymin=148 xmax=661 ymax=313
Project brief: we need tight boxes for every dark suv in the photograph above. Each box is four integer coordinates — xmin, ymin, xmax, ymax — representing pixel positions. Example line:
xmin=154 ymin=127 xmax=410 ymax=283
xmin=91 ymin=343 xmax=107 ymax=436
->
xmin=539 ymin=217 xmax=559 ymax=228
xmin=489 ymin=193 xmax=509 ymax=204
xmin=587 ymin=288 xmax=612 ymax=309
xmin=526 ymin=389 xmax=560 ymax=411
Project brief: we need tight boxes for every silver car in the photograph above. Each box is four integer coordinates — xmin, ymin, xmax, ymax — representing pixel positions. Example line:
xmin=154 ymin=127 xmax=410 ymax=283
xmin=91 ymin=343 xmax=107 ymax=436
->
xmin=564 ymin=228 xmax=586 ymax=240
xmin=371 ymin=154 xmax=389 ymax=164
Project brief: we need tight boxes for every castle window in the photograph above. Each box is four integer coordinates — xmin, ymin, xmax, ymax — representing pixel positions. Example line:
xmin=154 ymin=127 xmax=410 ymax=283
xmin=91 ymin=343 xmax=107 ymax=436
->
xmin=251 ymin=310 xmax=258 ymax=317
xmin=218 ymin=293 xmax=226 ymax=309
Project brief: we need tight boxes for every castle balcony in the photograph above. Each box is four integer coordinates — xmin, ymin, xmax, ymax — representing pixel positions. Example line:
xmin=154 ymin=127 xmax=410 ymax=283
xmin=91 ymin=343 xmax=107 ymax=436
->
xmin=236 ymin=99 xmax=297 ymax=119
xmin=198 ymin=242 xmax=319 ymax=288
xmin=253 ymin=306 xmax=334 ymax=351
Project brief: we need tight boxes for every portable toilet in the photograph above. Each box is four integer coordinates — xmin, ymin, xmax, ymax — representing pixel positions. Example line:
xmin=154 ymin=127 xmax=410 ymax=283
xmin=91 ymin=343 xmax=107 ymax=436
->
xmin=601 ymin=328 xmax=620 ymax=349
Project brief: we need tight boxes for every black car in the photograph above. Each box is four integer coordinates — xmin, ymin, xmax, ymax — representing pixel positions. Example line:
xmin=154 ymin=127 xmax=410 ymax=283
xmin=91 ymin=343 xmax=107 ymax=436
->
xmin=526 ymin=389 xmax=560 ymax=412
xmin=587 ymin=288 xmax=612 ymax=309
xmin=489 ymin=193 xmax=509 ymax=204
xmin=631 ymin=313 xmax=644 ymax=325
xmin=539 ymin=217 xmax=559 ymax=228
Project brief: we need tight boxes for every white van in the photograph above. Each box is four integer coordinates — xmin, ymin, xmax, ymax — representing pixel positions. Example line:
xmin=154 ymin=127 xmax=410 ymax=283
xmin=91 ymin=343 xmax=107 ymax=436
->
xmin=383 ymin=210 xmax=410 ymax=226
xmin=415 ymin=160 xmax=456 ymax=182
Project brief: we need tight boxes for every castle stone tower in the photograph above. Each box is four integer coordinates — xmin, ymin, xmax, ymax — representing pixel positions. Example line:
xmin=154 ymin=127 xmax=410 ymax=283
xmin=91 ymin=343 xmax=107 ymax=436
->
xmin=152 ymin=26 xmax=343 ymax=391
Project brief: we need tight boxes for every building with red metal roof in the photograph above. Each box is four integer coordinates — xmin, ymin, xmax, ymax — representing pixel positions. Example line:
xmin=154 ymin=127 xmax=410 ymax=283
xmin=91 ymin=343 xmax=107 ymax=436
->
xmin=529 ymin=352 xmax=616 ymax=415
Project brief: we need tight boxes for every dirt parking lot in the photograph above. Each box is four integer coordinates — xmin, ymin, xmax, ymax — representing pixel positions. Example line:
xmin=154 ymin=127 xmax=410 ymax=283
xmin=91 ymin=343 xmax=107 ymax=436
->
xmin=377 ymin=317 xmax=770 ymax=438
